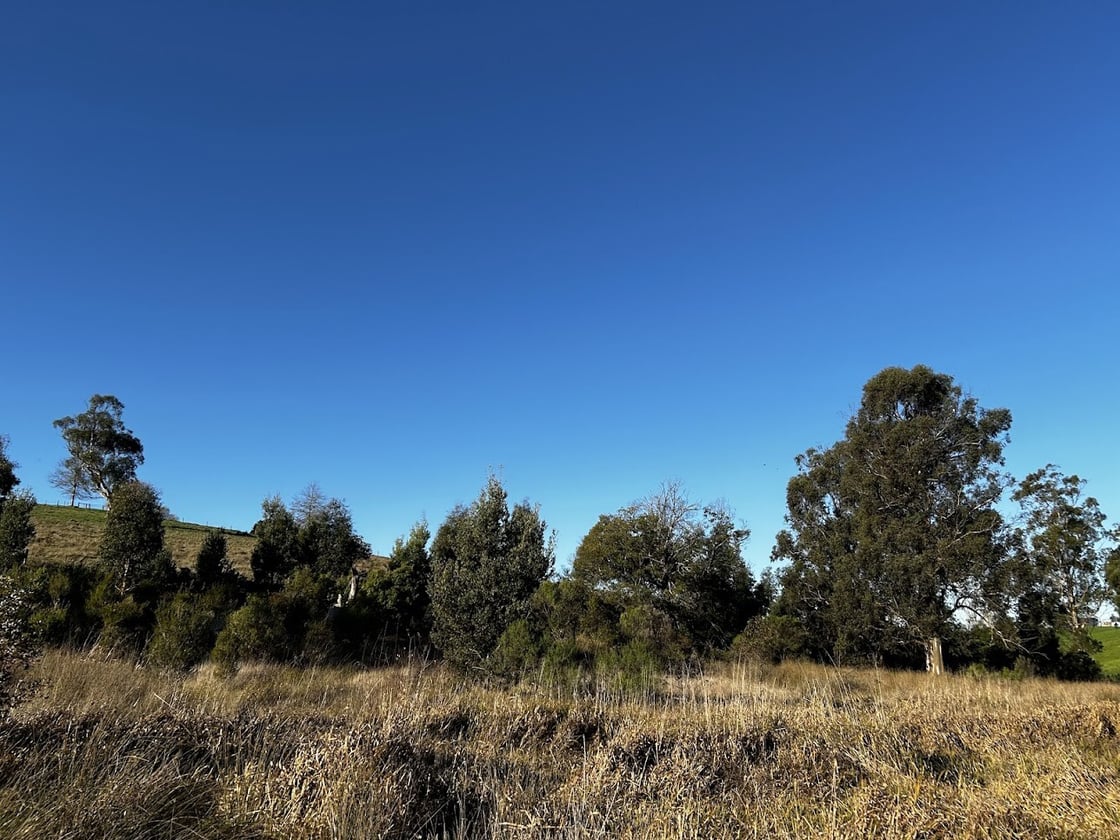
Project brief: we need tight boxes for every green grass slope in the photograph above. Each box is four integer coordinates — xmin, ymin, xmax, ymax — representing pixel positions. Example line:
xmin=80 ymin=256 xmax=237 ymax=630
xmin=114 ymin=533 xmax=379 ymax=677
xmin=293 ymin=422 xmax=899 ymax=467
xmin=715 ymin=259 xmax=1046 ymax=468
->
xmin=1089 ymin=626 xmax=1120 ymax=679
xmin=29 ymin=504 xmax=257 ymax=575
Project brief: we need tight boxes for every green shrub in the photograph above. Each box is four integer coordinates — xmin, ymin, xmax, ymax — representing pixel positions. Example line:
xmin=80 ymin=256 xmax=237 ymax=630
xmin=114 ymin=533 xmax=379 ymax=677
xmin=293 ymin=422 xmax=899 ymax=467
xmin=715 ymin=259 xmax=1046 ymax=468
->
xmin=596 ymin=640 xmax=661 ymax=696
xmin=0 ymin=574 xmax=39 ymax=715
xmin=731 ymin=614 xmax=810 ymax=664
xmin=194 ymin=531 xmax=231 ymax=587
xmin=490 ymin=619 xmax=542 ymax=679
xmin=146 ymin=592 xmax=216 ymax=671
xmin=211 ymin=594 xmax=288 ymax=673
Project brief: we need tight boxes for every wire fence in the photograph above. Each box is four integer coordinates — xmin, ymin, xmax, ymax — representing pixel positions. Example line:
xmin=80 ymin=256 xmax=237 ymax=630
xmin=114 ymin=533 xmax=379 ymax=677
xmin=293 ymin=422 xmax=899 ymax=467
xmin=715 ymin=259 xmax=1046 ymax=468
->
xmin=51 ymin=500 xmax=106 ymax=511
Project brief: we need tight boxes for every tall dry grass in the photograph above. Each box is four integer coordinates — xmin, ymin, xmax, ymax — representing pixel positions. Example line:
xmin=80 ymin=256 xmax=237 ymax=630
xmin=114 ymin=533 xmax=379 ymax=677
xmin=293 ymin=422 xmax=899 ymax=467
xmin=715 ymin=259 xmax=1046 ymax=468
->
xmin=3 ymin=651 xmax=1119 ymax=838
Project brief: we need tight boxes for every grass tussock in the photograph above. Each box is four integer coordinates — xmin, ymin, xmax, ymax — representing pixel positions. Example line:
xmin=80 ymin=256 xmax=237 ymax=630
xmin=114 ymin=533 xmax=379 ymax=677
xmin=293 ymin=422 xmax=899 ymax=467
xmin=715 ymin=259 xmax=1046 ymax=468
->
xmin=3 ymin=652 xmax=1120 ymax=839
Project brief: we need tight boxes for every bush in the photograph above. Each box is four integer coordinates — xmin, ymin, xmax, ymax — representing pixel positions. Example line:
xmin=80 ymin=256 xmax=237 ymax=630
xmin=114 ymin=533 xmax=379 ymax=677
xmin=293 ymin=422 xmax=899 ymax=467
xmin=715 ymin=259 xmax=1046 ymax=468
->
xmin=194 ymin=531 xmax=231 ymax=587
xmin=211 ymin=594 xmax=288 ymax=673
xmin=490 ymin=619 xmax=542 ymax=679
xmin=88 ymin=574 xmax=151 ymax=656
xmin=0 ymin=574 xmax=39 ymax=716
xmin=0 ymin=492 xmax=36 ymax=570
xmin=146 ymin=592 xmax=216 ymax=671
xmin=596 ymin=640 xmax=661 ymax=696
xmin=732 ymin=615 xmax=810 ymax=664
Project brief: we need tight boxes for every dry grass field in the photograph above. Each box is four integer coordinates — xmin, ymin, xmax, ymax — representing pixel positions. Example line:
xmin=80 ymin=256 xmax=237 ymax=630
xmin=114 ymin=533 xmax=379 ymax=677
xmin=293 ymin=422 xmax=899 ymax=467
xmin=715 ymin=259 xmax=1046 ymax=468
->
xmin=28 ymin=504 xmax=258 ymax=574
xmin=3 ymin=652 xmax=1119 ymax=839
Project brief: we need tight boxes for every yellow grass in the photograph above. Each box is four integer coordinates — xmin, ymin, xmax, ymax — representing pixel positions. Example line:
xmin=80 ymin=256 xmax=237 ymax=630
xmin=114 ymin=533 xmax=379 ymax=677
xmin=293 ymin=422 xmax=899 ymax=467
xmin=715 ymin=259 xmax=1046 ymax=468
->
xmin=29 ymin=504 xmax=257 ymax=574
xmin=4 ymin=652 xmax=1120 ymax=838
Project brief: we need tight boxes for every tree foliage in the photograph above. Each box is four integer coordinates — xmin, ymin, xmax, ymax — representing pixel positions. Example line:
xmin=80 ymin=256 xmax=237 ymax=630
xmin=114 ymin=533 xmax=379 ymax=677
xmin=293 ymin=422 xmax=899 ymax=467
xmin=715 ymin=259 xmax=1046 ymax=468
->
xmin=249 ymin=488 xmax=369 ymax=587
xmin=195 ymin=531 xmax=232 ymax=587
xmin=0 ymin=574 xmax=39 ymax=717
xmin=298 ymin=496 xmax=370 ymax=579
xmin=0 ymin=436 xmax=18 ymax=501
xmin=250 ymin=496 xmax=300 ymax=587
xmin=0 ymin=438 xmax=35 ymax=573
xmin=1013 ymin=465 xmax=1117 ymax=633
xmin=0 ymin=493 xmax=37 ymax=571
xmin=429 ymin=476 xmax=554 ymax=671
xmin=100 ymin=481 xmax=172 ymax=596
xmin=49 ymin=456 xmax=95 ymax=507
xmin=773 ymin=365 xmax=1013 ymax=666
xmin=364 ymin=521 xmax=433 ymax=647
xmin=572 ymin=484 xmax=764 ymax=657
xmin=53 ymin=395 xmax=144 ymax=505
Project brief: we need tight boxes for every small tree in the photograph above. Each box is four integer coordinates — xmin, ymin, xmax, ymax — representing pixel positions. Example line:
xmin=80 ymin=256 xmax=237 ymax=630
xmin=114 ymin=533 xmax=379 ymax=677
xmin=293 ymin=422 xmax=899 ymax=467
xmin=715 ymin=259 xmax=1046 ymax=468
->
xmin=250 ymin=496 xmax=300 ymax=587
xmin=49 ymin=456 xmax=95 ymax=507
xmin=146 ymin=591 xmax=217 ymax=671
xmin=0 ymin=492 xmax=37 ymax=571
xmin=429 ymin=476 xmax=554 ymax=671
xmin=365 ymin=521 xmax=433 ymax=645
xmin=1014 ymin=465 xmax=1118 ymax=633
xmin=0 ymin=575 xmax=39 ymax=717
xmin=297 ymin=496 xmax=370 ymax=579
xmin=250 ymin=490 xmax=369 ymax=586
xmin=100 ymin=481 xmax=172 ymax=596
xmin=0 ymin=438 xmax=37 ymax=574
xmin=195 ymin=531 xmax=231 ymax=587
xmin=53 ymin=394 xmax=145 ymax=505
xmin=573 ymin=485 xmax=764 ymax=659
xmin=0 ymin=435 xmax=18 ymax=501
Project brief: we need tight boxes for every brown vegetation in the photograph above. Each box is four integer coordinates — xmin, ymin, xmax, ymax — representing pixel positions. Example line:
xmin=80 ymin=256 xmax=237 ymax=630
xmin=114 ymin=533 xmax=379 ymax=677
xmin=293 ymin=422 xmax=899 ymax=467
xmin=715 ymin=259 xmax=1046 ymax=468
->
xmin=28 ymin=505 xmax=257 ymax=573
xmin=3 ymin=652 xmax=1119 ymax=838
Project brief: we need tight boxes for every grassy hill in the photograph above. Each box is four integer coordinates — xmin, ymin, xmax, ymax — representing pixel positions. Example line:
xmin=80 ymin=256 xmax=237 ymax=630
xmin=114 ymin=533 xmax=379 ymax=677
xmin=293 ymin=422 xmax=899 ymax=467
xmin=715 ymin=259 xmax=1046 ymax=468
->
xmin=1090 ymin=625 xmax=1120 ymax=679
xmin=29 ymin=504 xmax=257 ymax=574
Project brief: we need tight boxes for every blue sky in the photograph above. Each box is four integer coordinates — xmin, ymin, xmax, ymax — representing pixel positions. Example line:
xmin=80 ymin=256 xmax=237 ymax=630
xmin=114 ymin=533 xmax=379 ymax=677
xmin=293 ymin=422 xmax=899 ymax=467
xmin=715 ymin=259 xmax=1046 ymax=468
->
xmin=2 ymin=2 xmax=1118 ymax=574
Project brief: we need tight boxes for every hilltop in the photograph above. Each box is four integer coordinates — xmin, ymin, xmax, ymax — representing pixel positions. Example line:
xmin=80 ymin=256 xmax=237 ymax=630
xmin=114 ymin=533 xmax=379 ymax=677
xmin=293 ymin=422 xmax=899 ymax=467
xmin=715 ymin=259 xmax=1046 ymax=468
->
xmin=29 ymin=504 xmax=258 ymax=574
xmin=27 ymin=504 xmax=389 ymax=577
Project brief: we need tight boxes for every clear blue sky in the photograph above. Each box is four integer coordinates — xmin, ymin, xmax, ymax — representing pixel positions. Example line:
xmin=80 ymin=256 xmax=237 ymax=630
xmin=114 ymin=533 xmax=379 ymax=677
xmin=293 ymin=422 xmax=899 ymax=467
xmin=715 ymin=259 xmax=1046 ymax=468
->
xmin=2 ymin=2 xmax=1118 ymax=574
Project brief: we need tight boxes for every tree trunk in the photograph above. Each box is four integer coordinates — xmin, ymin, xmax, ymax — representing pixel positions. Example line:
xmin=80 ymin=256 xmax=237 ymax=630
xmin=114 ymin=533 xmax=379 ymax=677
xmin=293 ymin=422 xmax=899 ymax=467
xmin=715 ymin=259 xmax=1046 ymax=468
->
xmin=925 ymin=636 xmax=944 ymax=675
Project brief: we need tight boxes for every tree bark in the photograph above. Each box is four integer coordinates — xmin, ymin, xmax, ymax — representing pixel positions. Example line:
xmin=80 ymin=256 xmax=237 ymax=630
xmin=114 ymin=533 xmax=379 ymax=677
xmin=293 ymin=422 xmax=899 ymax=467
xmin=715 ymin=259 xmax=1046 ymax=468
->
xmin=925 ymin=636 xmax=944 ymax=675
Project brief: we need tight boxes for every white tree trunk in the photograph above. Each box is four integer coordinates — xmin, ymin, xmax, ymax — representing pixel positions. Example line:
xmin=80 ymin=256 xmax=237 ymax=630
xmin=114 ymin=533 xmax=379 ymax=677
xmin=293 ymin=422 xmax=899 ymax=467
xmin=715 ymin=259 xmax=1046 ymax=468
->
xmin=925 ymin=636 xmax=944 ymax=675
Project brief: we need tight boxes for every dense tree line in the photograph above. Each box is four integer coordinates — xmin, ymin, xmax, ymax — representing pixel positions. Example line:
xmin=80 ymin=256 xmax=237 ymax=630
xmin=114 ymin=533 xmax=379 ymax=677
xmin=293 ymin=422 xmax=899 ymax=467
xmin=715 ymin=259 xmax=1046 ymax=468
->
xmin=2 ymin=372 xmax=1120 ymax=684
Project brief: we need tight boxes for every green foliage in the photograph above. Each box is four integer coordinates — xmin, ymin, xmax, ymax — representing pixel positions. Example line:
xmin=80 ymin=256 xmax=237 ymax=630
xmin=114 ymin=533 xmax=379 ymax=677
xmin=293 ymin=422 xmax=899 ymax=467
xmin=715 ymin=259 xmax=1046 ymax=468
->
xmin=0 ymin=492 xmax=36 ymax=570
xmin=250 ymin=490 xmax=368 ymax=587
xmin=773 ymin=365 xmax=1013 ymax=666
xmin=429 ymin=476 xmax=554 ymax=672
xmin=296 ymin=496 xmax=370 ymax=579
xmin=732 ymin=614 xmax=811 ymax=664
xmin=211 ymin=568 xmax=336 ymax=671
xmin=52 ymin=394 xmax=145 ymax=505
xmin=194 ymin=531 xmax=231 ymax=587
xmin=490 ymin=619 xmax=543 ymax=679
xmin=571 ymin=484 xmax=764 ymax=658
xmin=212 ymin=594 xmax=288 ymax=672
xmin=278 ymin=566 xmax=336 ymax=657
xmin=0 ymin=435 xmax=18 ymax=500
xmin=146 ymin=592 xmax=217 ymax=671
xmin=1013 ymin=465 xmax=1117 ymax=633
xmin=0 ymin=438 xmax=36 ymax=573
xmin=362 ymin=521 xmax=432 ymax=649
xmin=250 ymin=496 xmax=299 ymax=587
xmin=88 ymin=573 xmax=150 ymax=656
xmin=0 ymin=574 xmax=39 ymax=716
xmin=31 ymin=563 xmax=99 ymax=645
xmin=100 ymin=482 xmax=173 ymax=596
xmin=595 ymin=640 xmax=662 ymax=696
